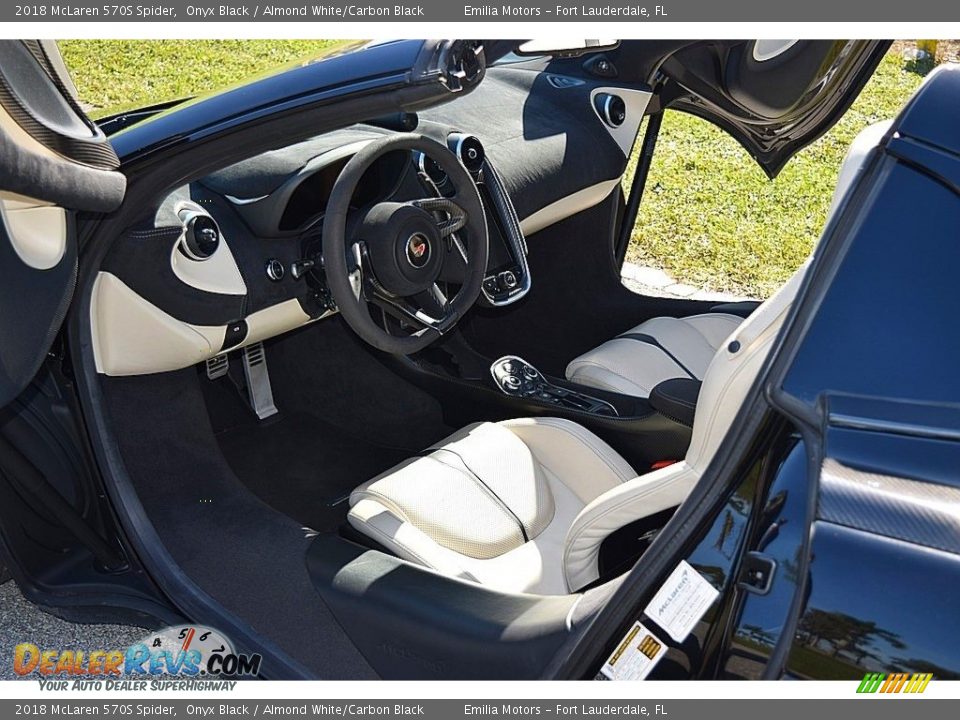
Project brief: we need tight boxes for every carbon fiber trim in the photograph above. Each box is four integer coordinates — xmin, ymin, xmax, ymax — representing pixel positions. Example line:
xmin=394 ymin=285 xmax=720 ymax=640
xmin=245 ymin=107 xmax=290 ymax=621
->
xmin=819 ymin=458 xmax=960 ymax=554
xmin=0 ymin=41 xmax=119 ymax=171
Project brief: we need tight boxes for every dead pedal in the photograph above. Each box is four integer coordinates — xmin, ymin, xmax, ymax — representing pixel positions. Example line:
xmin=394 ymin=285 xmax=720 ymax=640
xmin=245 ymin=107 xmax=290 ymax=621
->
xmin=205 ymin=354 xmax=229 ymax=380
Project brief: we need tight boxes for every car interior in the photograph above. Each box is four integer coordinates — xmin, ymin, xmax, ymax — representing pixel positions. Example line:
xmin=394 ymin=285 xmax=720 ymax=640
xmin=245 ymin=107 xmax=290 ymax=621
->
xmin=44 ymin=42 xmax=892 ymax=677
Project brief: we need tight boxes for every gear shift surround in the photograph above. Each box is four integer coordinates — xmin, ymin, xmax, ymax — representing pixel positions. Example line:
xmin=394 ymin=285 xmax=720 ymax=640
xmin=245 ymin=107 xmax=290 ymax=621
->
xmin=490 ymin=355 xmax=618 ymax=417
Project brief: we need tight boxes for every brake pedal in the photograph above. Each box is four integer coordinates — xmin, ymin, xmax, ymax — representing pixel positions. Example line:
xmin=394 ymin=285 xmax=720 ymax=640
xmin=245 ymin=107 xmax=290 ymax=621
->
xmin=242 ymin=342 xmax=279 ymax=420
xmin=205 ymin=354 xmax=229 ymax=380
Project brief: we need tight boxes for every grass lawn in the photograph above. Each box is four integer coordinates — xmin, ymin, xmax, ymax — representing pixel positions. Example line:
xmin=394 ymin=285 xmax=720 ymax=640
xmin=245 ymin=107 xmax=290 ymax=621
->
xmin=58 ymin=41 xmax=947 ymax=297
xmin=625 ymin=47 xmax=932 ymax=297
xmin=58 ymin=40 xmax=347 ymax=117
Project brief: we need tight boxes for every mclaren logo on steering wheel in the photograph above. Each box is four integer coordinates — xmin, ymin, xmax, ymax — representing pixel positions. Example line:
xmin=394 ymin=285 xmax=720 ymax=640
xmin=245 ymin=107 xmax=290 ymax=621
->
xmin=406 ymin=232 xmax=431 ymax=268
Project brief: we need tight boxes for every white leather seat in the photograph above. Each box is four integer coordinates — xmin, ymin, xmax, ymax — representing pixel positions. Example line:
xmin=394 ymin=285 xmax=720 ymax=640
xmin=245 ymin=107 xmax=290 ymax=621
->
xmin=348 ymin=262 xmax=806 ymax=595
xmin=564 ymin=119 xmax=892 ymax=399
xmin=345 ymin=121 xmax=888 ymax=597
xmin=565 ymin=313 xmax=743 ymax=396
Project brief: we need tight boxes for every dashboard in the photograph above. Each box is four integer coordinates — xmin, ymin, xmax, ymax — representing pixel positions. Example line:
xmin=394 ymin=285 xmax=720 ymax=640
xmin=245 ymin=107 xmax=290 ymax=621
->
xmin=90 ymin=123 xmax=532 ymax=377
xmin=90 ymin=64 xmax=651 ymax=377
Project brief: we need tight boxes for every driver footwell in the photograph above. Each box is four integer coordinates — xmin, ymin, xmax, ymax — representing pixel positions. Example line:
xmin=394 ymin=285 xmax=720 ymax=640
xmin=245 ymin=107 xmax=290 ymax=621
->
xmin=215 ymin=412 xmax=410 ymax=532
xmin=201 ymin=317 xmax=455 ymax=531
xmin=95 ymin=319 xmax=457 ymax=677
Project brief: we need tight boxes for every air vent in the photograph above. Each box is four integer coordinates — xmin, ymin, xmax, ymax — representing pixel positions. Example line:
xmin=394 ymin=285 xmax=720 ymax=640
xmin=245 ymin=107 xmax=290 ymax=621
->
xmin=448 ymin=133 xmax=485 ymax=175
xmin=176 ymin=207 xmax=221 ymax=261
xmin=546 ymin=74 xmax=585 ymax=89
xmin=594 ymin=93 xmax=626 ymax=128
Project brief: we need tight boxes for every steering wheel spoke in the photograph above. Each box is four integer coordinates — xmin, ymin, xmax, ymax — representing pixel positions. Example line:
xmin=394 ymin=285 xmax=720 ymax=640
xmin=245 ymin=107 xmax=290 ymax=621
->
xmin=415 ymin=282 xmax=450 ymax=318
xmin=369 ymin=284 xmax=457 ymax=337
xmin=411 ymin=197 xmax=468 ymax=239
xmin=347 ymin=242 xmax=365 ymax=301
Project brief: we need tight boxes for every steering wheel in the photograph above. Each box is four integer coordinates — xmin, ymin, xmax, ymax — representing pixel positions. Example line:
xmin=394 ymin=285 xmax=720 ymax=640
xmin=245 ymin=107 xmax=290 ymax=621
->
xmin=322 ymin=134 xmax=489 ymax=355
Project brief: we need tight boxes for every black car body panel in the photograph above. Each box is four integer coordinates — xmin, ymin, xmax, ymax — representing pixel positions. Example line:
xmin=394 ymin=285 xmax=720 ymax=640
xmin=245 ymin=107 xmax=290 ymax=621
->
xmin=109 ymin=39 xmax=484 ymax=164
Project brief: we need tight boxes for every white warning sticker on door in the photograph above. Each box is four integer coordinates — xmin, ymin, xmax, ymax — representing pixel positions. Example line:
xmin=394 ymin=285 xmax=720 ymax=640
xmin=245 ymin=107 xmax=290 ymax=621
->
xmin=643 ymin=559 xmax=720 ymax=643
xmin=598 ymin=622 xmax=667 ymax=681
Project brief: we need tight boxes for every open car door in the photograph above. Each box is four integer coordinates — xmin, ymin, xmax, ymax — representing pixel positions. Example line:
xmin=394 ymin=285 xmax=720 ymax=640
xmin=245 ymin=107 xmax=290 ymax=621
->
xmin=655 ymin=40 xmax=891 ymax=176
xmin=0 ymin=40 xmax=126 ymax=409
xmin=487 ymin=40 xmax=890 ymax=177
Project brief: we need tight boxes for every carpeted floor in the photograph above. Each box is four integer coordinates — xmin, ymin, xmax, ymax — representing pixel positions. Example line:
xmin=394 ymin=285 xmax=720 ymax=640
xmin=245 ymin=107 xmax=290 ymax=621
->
xmin=215 ymin=411 xmax=411 ymax=532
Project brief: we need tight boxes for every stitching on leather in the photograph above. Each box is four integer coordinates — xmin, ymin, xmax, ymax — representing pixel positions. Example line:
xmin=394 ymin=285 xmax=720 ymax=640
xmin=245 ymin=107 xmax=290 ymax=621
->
xmin=655 ymin=407 xmax=694 ymax=428
xmin=656 ymin=385 xmax=697 ymax=409
xmin=429 ymin=448 xmax=536 ymax=542
xmin=415 ymin=453 xmax=526 ymax=551
xmin=351 ymin=490 xmax=412 ymax=524
xmin=128 ymin=227 xmax=182 ymax=240
xmin=673 ymin=320 xmax=725 ymax=363
xmin=616 ymin=333 xmax=698 ymax=380
xmin=688 ymin=304 xmax=789 ymax=467
xmin=360 ymin=476 xmax=521 ymax=560
xmin=358 ymin=518 xmax=434 ymax=567
xmin=507 ymin=418 xmax=635 ymax=484
xmin=685 ymin=313 xmax=744 ymax=348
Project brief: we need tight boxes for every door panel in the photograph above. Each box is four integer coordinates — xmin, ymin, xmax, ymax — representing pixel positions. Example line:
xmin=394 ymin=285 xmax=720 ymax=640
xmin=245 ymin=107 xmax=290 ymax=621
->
xmin=0 ymin=40 xmax=126 ymax=408
xmin=657 ymin=40 xmax=890 ymax=176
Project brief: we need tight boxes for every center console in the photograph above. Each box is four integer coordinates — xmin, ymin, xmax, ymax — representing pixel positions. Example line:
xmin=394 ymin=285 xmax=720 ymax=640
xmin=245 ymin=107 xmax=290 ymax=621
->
xmin=490 ymin=355 xmax=618 ymax=417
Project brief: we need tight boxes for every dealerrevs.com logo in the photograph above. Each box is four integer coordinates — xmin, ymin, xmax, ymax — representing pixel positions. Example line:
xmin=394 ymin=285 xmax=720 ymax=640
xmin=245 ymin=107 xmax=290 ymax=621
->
xmin=13 ymin=625 xmax=262 ymax=690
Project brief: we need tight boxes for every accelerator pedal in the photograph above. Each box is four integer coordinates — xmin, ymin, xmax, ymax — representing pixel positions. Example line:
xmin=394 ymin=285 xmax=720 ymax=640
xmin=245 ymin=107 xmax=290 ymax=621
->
xmin=242 ymin=342 xmax=279 ymax=420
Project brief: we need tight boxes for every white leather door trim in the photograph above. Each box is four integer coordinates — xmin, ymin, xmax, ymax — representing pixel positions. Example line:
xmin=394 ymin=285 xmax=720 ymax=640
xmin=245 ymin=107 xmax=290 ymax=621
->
xmin=91 ymin=272 xmax=225 ymax=376
xmin=519 ymin=178 xmax=620 ymax=236
xmin=589 ymin=86 xmax=652 ymax=156
xmin=0 ymin=193 xmax=67 ymax=270
xmin=169 ymin=229 xmax=247 ymax=296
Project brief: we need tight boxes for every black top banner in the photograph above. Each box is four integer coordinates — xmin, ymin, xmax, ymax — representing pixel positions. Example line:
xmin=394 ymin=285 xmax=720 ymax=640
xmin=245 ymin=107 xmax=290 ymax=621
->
xmin=5 ymin=0 xmax=960 ymax=22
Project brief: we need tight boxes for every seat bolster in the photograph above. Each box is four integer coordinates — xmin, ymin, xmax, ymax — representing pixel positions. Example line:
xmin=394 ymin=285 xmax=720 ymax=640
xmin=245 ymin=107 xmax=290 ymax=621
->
xmin=562 ymin=462 xmax=700 ymax=592
xmin=500 ymin=417 xmax=634 ymax=504
xmin=347 ymin=497 xmax=479 ymax=583
xmin=681 ymin=313 xmax=745 ymax=348
xmin=565 ymin=343 xmax=682 ymax=396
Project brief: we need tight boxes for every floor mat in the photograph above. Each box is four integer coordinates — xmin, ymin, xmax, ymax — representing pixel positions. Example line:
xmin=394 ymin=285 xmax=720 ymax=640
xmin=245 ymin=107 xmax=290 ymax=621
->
xmin=101 ymin=371 xmax=379 ymax=679
xmin=216 ymin=412 xmax=412 ymax=532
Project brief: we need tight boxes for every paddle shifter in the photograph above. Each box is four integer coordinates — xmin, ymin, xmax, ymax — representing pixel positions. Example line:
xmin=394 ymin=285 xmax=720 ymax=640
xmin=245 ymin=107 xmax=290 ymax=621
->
xmin=490 ymin=355 xmax=618 ymax=417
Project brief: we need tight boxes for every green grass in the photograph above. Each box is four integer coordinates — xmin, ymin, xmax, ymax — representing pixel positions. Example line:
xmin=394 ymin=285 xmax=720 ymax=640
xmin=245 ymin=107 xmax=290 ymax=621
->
xmin=58 ymin=41 xmax=928 ymax=297
xmin=626 ymin=51 xmax=927 ymax=297
xmin=58 ymin=40 xmax=347 ymax=117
